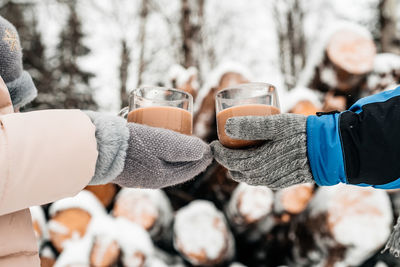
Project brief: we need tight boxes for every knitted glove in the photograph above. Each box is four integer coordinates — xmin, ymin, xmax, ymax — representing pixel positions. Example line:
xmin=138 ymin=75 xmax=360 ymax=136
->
xmin=211 ymin=114 xmax=314 ymax=190
xmin=85 ymin=111 xmax=212 ymax=189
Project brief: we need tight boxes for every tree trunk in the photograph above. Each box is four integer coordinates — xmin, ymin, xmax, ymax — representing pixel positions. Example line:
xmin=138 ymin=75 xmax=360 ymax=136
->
xmin=180 ymin=0 xmax=204 ymax=72
xmin=119 ymin=39 xmax=130 ymax=108
xmin=137 ymin=0 xmax=149 ymax=87
xmin=274 ymin=0 xmax=307 ymax=90
xmin=379 ymin=0 xmax=400 ymax=54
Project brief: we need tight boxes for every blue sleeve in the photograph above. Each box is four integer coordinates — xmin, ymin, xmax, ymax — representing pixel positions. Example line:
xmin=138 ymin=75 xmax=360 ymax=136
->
xmin=307 ymin=86 xmax=400 ymax=188
xmin=307 ymin=113 xmax=346 ymax=186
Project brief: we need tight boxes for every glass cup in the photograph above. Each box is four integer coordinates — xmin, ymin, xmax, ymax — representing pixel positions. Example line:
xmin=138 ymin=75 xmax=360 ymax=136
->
xmin=215 ymin=83 xmax=280 ymax=148
xmin=120 ymin=87 xmax=193 ymax=135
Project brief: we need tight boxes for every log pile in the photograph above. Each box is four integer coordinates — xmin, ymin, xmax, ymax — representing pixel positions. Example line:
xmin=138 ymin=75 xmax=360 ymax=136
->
xmin=31 ymin=21 xmax=400 ymax=265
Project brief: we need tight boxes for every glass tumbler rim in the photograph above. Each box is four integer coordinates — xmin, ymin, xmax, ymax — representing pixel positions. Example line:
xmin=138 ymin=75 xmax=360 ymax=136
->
xmin=216 ymin=82 xmax=277 ymax=101
xmin=129 ymin=86 xmax=193 ymax=104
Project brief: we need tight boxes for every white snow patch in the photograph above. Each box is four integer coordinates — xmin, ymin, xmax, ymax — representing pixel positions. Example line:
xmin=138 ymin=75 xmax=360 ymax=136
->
xmin=41 ymin=246 xmax=55 ymax=259
xmin=114 ymin=188 xmax=173 ymax=237
xmin=228 ymin=183 xmax=274 ymax=223
xmin=49 ymin=190 xmax=106 ymax=218
xmin=115 ymin=217 xmax=155 ymax=266
xmin=367 ymin=53 xmax=400 ymax=90
xmin=310 ymin=184 xmax=393 ymax=266
xmin=167 ymin=65 xmax=199 ymax=90
xmin=30 ymin=205 xmax=49 ymax=243
xmin=298 ymin=20 xmax=373 ymax=88
xmin=374 ymin=262 xmax=389 ymax=267
xmin=281 ymin=87 xmax=323 ymax=113
xmin=230 ymin=263 xmax=248 ymax=267
xmin=174 ymin=200 xmax=234 ymax=264
xmin=54 ymin=235 xmax=92 ymax=267
xmin=48 ymin=220 xmax=69 ymax=235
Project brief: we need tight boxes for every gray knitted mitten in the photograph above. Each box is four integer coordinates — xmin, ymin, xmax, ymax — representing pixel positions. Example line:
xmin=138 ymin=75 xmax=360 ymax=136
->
xmin=115 ymin=123 xmax=213 ymax=189
xmin=211 ymin=114 xmax=314 ymax=190
xmin=85 ymin=111 xmax=212 ymax=189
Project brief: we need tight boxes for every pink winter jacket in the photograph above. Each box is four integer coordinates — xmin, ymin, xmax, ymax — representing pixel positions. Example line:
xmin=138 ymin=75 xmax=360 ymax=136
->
xmin=0 ymin=77 xmax=98 ymax=266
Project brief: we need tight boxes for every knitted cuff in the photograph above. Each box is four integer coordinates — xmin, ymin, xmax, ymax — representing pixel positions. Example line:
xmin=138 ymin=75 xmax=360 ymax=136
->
xmin=84 ymin=111 xmax=129 ymax=185
xmin=7 ymin=71 xmax=37 ymax=109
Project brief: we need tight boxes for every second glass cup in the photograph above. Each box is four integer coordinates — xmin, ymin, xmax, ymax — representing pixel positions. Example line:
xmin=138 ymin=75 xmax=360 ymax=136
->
xmin=216 ymin=83 xmax=280 ymax=148
xmin=120 ymin=87 xmax=193 ymax=135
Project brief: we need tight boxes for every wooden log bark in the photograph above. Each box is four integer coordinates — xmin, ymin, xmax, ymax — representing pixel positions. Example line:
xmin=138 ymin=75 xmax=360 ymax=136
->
xmin=290 ymin=184 xmax=393 ymax=267
xmin=85 ymin=184 xmax=118 ymax=208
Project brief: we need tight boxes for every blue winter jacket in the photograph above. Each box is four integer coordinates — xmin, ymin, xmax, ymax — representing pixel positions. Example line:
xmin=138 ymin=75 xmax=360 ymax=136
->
xmin=307 ymin=86 xmax=400 ymax=189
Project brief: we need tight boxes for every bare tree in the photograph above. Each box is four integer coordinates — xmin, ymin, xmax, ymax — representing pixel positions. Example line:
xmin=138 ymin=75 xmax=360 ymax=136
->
xmin=119 ymin=40 xmax=130 ymax=108
xmin=137 ymin=0 xmax=149 ymax=87
xmin=379 ymin=0 xmax=400 ymax=54
xmin=273 ymin=0 xmax=307 ymax=90
xmin=180 ymin=0 xmax=205 ymax=73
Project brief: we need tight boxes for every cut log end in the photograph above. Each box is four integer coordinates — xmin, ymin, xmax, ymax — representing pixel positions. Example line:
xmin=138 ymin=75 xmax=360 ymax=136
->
xmin=90 ymin=238 xmax=120 ymax=267
xmin=327 ymin=29 xmax=376 ymax=75
xmin=49 ymin=208 xmax=92 ymax=252
xmin=289 ymin=100 xmax=319 ymax=116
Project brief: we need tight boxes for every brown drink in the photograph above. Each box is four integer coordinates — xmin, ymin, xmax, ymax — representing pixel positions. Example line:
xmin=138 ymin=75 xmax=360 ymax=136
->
xmin=127 ymin=106 xmax=193 ymax=135
xmin=217 ymin=104 xmax=280 ymax=148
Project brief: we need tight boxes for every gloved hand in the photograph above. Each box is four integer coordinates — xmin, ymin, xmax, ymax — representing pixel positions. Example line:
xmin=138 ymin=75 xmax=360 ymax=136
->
xmin=214 ymin=86 xmax=400 ymax=191
xmin=211 ymin=114 xmax=314 ymax=190
xmin=85 ymin=111 xmax=212 ymax=189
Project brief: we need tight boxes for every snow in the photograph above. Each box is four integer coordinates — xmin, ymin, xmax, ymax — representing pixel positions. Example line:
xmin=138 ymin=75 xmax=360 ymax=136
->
xmin=90 ymin=215 xmax=154 ymax=257
xmin=228 ymin=183 xmax=274 ymax=223
xmin=167 ymin=65 xmax=199 ymax=91
xmin=115 ymin=217 xmax=154 ymax=266
xmin=114 ymin=188 xmax=173 ymax=237
xmin=54 ymin=214 xmax=155 ymax=267
xmin=54 ymin=235 xmax=92 ymax=267
xmin=309 ymin=184 xmax=393 ymax=266
xmin=174 ymin=200 xmax=234 ymax=264
xmin=367 ymin=53 xmax=400 ymax=91
xmin=230 ymin=263 xmax=247 ymax=267
xmin=48 ymin=220 xmax=70 ymax=235
xmin=280 ymin=87 xmax=323 ymax=113
xmin=374 ymin=262 xmax=389 ymax=267
xmin=49 ymin=190 xmax=106 ymax=218
xmin=41 ymin=245 xmax=55 ymax=259
xmin=298 ymin=20 xmax=373 ymax=88
xmin=30 ymin=205 xmax=49 ymax=242
xmin=373 ymin=53 xmax=400 ymax=74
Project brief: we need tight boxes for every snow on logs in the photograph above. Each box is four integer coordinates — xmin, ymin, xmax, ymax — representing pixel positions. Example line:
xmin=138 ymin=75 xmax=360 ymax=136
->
xmin=48 ymin=190 xmax=106 ymax=252
xmin=54 ymin=216 xmax=155 ymax=267
xmin=290 ymin=184 xmax=393 ymax=267
xmin=227 ymin=183 xmax=275 ymax=237
xmin=113 ymin=188 xmax=173 ymax=242
xmin=366 ymin=53 xmax=400 ymax=94
xmin=173 ymin=200 xmax=235 ymax=266
xmin=306 ymin=24 xmax=376 ymax=94
xmin=168 ymin=64 xmax=200 ymax=100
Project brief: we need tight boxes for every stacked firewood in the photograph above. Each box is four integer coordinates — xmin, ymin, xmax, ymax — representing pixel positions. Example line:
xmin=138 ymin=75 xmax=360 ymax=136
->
xmin=33 ymin=21 xmax=400 ymax=267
